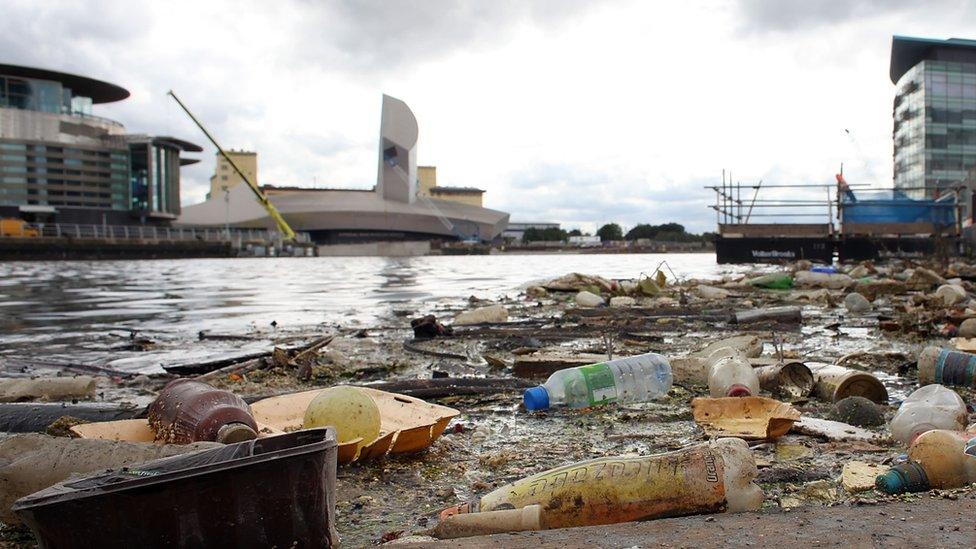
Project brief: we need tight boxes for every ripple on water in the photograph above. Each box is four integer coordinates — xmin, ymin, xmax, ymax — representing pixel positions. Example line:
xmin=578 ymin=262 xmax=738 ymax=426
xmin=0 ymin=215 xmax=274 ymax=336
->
xmin=0 ymin=253 xmax=738 ymax=372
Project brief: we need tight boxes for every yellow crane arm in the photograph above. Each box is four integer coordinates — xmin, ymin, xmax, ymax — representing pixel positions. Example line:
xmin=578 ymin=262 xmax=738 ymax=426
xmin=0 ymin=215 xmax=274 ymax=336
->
xmin=166 ymin=90 xmax=296 ymax=241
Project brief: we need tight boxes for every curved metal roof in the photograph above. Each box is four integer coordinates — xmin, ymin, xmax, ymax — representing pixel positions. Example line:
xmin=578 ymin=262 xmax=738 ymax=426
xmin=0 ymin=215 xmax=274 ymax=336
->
xmin=152 ymin=136 xmax=203 ymax=152
xmin=179 ymin=183 xmax=510 ymax=240
xmin=0 ymin=63 xmax=129 ymax=103
xmin=890 ymin=36 xmax=976 ymax=84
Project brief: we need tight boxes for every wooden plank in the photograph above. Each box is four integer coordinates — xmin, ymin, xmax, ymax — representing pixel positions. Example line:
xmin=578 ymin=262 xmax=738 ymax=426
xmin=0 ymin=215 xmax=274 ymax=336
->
xmin=513 ymin=353 xmax=609 ymax=379
xmin=719 ymin=224 xmax=831 ymax=237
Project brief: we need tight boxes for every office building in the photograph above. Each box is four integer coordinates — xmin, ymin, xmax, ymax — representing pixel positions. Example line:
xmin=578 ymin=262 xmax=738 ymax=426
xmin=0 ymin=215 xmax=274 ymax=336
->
xmin=208 ymin=150 xmax=257 ymax=199
xmin=417 ymin=166 xmax=486 ymax=207
xmin=0 ymin=63 xmax=199 ymax=224
xmin=891 ymin=36 xmax=976 ymax=199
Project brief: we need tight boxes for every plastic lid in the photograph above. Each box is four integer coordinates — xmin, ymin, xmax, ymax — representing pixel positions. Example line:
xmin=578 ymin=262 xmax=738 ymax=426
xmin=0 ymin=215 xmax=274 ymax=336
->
xmin=523 ymin=387 xmax=550 ymax=411
xmin=216 ymin=423 xmax=258 ymax=444
xmin=875 ymin=462 xmax=929 ymax=494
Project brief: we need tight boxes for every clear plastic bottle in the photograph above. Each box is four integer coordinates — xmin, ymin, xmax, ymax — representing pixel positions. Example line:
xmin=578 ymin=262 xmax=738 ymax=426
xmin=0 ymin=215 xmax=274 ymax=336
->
xmin=522 ymin=352 xmax=672 ymax=411
xmin=876 ymin=429 xmax=976 ymax=493
xmin=707 ymin=348 xmax=760 ymax=397
xmin=444 ymin=437 xmax=763 ymax=528
xmin=889 ymin=384 xmax=968 ymax=445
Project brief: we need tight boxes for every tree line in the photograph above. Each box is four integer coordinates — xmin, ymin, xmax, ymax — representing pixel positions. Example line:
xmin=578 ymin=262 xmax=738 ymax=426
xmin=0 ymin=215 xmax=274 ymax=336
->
xmin=521 ymin=223 xmax=714 ymax=243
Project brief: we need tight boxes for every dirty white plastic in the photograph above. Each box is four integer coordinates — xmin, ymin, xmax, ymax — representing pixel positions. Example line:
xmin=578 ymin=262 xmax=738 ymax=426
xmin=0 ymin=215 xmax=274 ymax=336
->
xmin=909 ymin=429 xmax=976 ymax=489
xmin=715 ymin=438 xmax=765 ymax=512
xmin=575 ymin=291 xmax=604 ymax=307
xmin=794 ymin=270 xmax=854 ymax=290
xmin=473 ymin=437 xmax=763 ymax=528
xmin=453 ymin=304 xmax=508 ymax=326
xmin=0 ymin=376 xmax=96 ymax=403
xmin=936 ymin=284 xmax=967 ymax=306
xmin=433 ymin=505 xmax=545 ymax=539
xmin=523 ymin=352 xmax=672 ymax=410
xmin=707 ymin=348 xmax=760 ymax=397
xmin=890 ymin=384 xmax=967 ymax=445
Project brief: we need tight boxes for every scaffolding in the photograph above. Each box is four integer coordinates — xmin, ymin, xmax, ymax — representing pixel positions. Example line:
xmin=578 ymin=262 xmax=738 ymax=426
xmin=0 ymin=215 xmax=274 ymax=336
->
xmin=707 ymin=170 xmax=963 ymax=236
xmin=707 ymin=170 xmax=966 ymax=262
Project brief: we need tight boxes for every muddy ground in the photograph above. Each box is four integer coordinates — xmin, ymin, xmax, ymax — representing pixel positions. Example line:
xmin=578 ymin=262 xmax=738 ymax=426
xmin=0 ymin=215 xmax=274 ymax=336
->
xmin=3 ymin=260 xmax=976 ymax=547
xmin=418 ymin=492 xmax=976 ymax=547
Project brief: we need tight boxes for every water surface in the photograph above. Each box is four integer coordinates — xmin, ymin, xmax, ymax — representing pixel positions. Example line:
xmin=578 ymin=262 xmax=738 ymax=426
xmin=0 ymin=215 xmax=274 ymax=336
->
xmin=0 ymin=253 xmax=732 ymax=372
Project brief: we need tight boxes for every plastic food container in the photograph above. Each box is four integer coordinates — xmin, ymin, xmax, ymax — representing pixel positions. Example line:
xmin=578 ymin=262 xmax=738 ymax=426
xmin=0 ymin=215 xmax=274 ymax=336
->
xmin=13 ymin=429 xmax=338 ymax=548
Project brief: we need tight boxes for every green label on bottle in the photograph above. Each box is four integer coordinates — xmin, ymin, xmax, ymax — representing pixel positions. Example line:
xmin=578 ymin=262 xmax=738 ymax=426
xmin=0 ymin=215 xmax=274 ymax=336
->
xmin=579 ymin=363 xmax=617 ymax=405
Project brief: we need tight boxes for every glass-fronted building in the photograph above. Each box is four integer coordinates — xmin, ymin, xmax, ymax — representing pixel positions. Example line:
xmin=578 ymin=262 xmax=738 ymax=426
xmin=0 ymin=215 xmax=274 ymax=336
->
xmin=0 ymin=64 xmax=199 ymax=225
xmin=128 ymin=136 xmax=201 ymax=220
xmin=891 ymin=36 xmax=976 ymax=199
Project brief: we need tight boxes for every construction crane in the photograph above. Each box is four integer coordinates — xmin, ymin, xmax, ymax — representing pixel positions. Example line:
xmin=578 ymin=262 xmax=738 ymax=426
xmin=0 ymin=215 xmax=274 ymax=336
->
xmin=166 ymin=90 xmax=296 ymax=241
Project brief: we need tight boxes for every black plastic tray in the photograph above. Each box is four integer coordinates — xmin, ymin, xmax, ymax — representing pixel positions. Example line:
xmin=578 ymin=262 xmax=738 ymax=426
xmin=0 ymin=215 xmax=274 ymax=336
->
xmin=14 ymin=429 xmax=338 ymax=548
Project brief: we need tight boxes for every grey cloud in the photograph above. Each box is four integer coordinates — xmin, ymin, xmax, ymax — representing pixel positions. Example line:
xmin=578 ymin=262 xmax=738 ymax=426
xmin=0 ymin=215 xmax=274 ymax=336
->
xmin=734 ymin=0 xmax=965 ymax=33
xmin=0 ymin=0 xmax=609 ymax=207
xmin=290 ymin=0 xmax=603 ymax=74
xmin=2 ymin=0 xmax=604 ymax=83
xmin=0 ymin=1 xmax=138 ymax=75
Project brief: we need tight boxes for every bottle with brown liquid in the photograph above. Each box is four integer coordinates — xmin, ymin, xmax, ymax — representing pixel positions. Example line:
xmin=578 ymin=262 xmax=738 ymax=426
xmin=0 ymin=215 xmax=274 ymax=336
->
xmin=148 ymin=379 xmax=258 ymax=444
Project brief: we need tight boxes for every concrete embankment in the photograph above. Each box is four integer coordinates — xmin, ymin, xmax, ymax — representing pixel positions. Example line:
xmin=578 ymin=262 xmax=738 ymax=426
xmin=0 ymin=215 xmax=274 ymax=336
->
xmin=0 ymin=237 xmax=234 ymax=260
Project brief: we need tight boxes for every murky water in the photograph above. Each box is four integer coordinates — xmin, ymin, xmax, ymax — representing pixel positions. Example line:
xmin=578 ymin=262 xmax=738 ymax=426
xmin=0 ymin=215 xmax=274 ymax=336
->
xmin=0 ymin=253 xmax=733 ymax=372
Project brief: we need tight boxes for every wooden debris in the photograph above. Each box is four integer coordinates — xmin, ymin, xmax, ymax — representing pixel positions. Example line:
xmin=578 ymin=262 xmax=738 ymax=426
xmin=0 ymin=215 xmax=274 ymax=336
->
xmin=793 ymin=416 xmax=888 ymax=444
xmin=194 ymin=357 xmax=267 ymax=384
xmin=513 ymin=352 xmax=609 ymax=379
xmin=0 ymin=403 xmax=141 ymax=433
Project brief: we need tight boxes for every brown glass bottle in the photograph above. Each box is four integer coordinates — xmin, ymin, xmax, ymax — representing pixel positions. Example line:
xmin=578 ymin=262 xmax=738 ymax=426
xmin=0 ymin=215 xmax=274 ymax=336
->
xmin=148 ymin=379 xmax=258 ymax=444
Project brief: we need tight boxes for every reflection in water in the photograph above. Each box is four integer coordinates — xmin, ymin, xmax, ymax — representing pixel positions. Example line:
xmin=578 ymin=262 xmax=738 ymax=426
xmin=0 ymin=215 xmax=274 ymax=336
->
xmin=0 ymin=253 xmax=731 ymax=372
xmin=376 ymin=258 xmax=424 ymax=303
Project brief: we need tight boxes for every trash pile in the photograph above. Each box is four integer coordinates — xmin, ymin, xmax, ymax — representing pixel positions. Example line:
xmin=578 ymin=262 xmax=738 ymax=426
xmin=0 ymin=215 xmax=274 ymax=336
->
xmin=2 ymin=259 xmax=976 ymax=546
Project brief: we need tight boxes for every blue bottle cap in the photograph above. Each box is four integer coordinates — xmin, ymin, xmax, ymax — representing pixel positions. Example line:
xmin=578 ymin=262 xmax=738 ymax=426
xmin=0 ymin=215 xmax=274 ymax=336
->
xmin=523 ymin=386 xmax=550 ymax=411
xmin=875 ymin=462 xmax=929 ymax=494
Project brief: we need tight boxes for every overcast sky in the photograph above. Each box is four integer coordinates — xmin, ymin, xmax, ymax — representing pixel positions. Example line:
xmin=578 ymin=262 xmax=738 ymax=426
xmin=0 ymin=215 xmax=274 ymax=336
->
xmin=3 ymin=0 xmax=975 ymax=233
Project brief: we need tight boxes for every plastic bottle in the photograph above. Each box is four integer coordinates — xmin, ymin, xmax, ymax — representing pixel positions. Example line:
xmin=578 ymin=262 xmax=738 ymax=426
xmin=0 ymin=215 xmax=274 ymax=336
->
xmin=707 ymin=348 xmax=760 ymax=397
xmin=443 ymin=438 xmax=763 ymax=529
xmin=432 ymin=505 xmax=546 ymax=539
xmin=745 ymin=273 xmax=793 ymax=290
xmin=917 ymin=346 xmax=976 ymax=388
xmin=148 ymin=379 xmax=259 ymax=444
xmin=522 ymin=352 xmax=672 ymax=411
xmin=876 ymin=429 xmax=976 ymax=494
xmin=889 ymin=384 xmax=968 ymax=445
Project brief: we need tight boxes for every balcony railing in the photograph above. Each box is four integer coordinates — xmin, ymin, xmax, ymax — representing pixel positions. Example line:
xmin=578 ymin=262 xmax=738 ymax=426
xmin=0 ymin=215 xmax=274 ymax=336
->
xmin=0 ymin=222 xmax=311 ymax=245
xmin=0 ymin=102 xmax=124 ymax=128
